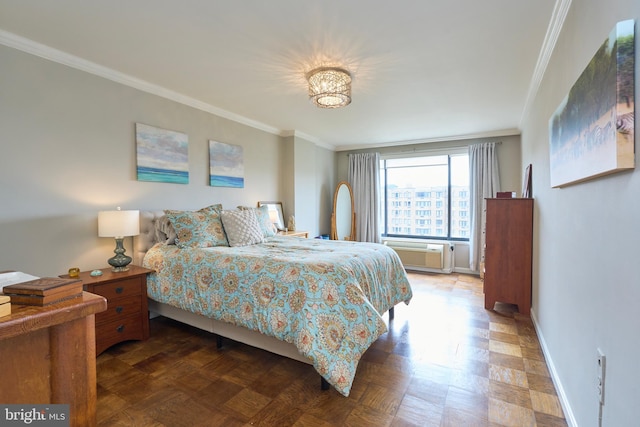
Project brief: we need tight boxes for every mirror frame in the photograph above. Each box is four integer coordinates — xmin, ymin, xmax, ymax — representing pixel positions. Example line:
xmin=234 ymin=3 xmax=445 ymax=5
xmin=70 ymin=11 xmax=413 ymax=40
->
xmin=331 ymin=181 xmax=356 ymax=241
xmin=258 ymin=201 xmax=285 ymax=231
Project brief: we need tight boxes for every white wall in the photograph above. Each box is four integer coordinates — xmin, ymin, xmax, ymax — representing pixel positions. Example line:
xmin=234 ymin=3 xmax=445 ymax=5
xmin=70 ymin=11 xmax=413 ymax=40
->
xmin=0 ymin=45 xmax=332 ymax=277
xmin=522 ymin=1 xmax=639 ymax=426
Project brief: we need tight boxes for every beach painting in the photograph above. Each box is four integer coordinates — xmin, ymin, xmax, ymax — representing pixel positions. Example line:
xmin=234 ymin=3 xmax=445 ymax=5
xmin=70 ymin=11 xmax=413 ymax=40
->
xmin=209 ymin=140 xmax=244 ymax=188
xmin=136 ymin=123 xmax=189 ymax=184
xmin=549 ymin=19 xmax=635 ymax=188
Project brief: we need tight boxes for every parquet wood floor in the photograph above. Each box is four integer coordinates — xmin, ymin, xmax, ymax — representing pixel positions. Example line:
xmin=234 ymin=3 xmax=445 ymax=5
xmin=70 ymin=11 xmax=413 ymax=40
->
xmin=96 ymin=272 xmax=568 ymax=426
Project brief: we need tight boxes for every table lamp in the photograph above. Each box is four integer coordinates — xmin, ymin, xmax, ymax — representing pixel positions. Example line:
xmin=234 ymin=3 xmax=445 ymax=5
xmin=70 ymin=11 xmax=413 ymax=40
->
xmin=98 ymin=207 xmax=140 ymax=272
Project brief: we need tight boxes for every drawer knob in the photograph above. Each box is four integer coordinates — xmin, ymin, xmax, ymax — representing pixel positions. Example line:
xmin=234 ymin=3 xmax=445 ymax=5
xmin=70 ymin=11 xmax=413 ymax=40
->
xmin=115 ymin=287 xmax=124 ymax=294
xmin=116 ymin=325 xmax=125 ymax=333
xmin=115 ymin=306 xmax=123 ymax=314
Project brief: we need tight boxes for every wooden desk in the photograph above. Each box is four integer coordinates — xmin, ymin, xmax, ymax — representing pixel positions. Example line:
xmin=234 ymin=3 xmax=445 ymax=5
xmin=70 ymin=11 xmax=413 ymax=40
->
xmin=0 ymin=292 xmax=107 ymax=427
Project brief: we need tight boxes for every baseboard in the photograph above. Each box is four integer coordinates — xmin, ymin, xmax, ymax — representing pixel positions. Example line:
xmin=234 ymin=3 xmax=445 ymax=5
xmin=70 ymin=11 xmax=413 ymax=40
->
xmin=453 ymin=267 xmax=477 ymax=275
xmin=530 ymin=309 xmax=578 ymax=427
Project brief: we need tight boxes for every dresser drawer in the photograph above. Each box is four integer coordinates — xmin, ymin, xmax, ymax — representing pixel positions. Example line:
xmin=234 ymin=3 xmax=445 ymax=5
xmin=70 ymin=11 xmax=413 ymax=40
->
xmin=96 ymin=314 xmax=144 ymax=355
xmin=96 ymin=295 xmax=142 ymax=326
xmin=90 ymin=278 xmax=142 ymax=300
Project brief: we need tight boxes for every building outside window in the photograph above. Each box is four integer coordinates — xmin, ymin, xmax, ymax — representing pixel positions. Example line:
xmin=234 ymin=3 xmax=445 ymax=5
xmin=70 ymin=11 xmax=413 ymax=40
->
xmin=380 ymin=152 xmax=470 ymax=240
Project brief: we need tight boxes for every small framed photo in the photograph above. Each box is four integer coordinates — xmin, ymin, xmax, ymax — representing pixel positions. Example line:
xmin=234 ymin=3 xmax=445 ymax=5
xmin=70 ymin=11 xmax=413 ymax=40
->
xmin=258 ymin=201 xmax=285 ymax=231
xmin=522 ymin=164 xmax=532 ymax=198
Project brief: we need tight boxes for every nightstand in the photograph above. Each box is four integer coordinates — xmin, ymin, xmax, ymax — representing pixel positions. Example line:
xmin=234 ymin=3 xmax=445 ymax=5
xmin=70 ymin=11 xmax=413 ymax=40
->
xmin=277 ymin=230 xmax=309 ymax=238
xmin=60 ymin=265 xmax=152 ymax=355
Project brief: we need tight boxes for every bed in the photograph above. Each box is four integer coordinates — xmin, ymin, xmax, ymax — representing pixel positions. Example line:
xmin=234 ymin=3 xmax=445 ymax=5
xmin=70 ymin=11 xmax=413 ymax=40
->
xmin=134 ymin=208 xmax=412 ymax=396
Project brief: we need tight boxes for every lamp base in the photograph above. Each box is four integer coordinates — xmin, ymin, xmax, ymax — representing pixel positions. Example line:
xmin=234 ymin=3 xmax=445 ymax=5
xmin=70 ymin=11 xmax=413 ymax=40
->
xmin=108 ymin=237 xmax=132 ymax=273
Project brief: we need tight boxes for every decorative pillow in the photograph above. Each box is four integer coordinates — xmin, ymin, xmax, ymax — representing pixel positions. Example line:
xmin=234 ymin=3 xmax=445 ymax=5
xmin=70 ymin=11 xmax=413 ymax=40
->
xmin=237 ymin=205 xmax=277 ymax=237
xmin=221 ymin=209 xmax=265 ymax=247
xmin=164 ymin=204 xmax=228 ymax=248
xmin=154 ymin=215 xmax=178 ymax=245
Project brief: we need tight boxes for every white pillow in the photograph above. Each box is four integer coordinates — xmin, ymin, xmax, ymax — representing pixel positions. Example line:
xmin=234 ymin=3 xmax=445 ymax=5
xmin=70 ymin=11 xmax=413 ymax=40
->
xmin=237 ymin=205 xmax=277 ymax=237
xmin=221 ymin=209 xmax=265 ymax=247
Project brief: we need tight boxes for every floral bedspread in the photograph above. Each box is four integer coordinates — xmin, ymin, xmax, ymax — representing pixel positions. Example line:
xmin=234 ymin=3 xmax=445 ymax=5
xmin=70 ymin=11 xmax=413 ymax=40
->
xmin=143 ymin=236 xmax=412 ymax=396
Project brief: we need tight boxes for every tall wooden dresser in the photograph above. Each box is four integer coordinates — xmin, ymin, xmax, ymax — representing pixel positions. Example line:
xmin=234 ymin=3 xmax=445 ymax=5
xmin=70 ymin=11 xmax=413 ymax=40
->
xmin=483 ymin=198 xmax=533 ymax=315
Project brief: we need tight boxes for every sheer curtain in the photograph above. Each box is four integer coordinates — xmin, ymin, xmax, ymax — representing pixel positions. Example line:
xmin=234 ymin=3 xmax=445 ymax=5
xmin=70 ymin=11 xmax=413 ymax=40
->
xmin=348 ymin=153 xmax=381 ymax=243
xmin=469 ymin=143 xmax=500 ymax=271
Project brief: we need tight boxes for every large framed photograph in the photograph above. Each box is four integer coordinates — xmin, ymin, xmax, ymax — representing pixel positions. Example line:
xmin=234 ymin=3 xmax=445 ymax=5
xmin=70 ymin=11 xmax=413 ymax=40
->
xmin=548 ymin=19 xmax=635 ymax=188
xmin=258 ymin=201 xmax=285 ymax=231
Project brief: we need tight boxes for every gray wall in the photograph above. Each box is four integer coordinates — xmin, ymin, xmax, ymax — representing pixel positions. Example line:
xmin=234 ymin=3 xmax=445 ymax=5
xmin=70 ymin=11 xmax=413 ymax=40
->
xmin=292 ymin=135 xmax=336 ymax=237
xmin=0 ymin=44 xmax=329 ymax=276
xmin=522 ymin=1 xmax=639 ymax=426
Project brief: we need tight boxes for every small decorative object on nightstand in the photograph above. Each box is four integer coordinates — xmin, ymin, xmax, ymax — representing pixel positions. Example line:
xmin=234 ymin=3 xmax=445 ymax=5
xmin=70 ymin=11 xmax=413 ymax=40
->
xmin=60 ymin=265 xmax=152 ymax=355
xmin=287 ymin=215 xmax=296 ymax=231
xmin=98 ymin=207 xmax=140 ymax=272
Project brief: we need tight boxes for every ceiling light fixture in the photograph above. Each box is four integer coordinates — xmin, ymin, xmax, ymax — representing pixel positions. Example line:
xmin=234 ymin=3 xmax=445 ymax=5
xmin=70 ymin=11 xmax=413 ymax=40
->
xmin=307 ymin=67 xmax=352 ymax=108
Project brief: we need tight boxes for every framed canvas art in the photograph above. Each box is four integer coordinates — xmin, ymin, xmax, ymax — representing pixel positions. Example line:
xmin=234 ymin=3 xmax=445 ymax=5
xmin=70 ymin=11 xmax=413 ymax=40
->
xmin=209 ymin=140 xmax=244 ymax=188
xmin=136 ymin=123 xmax=189 ymax=184
xmin=549 ymin=19 xmax=635 ymax=188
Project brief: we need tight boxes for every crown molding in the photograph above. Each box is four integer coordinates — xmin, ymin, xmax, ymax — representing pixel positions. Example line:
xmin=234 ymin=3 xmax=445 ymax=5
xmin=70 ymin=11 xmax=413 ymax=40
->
xmin=519 ymin=0 xmax=572 ymax=126
xmin=334 ymin=128 xmax=521 ymax=152
xmin=280 ymin=130 xmax=336 ymax=151
xmin=0 ymin=29 xmax=285 ymax=137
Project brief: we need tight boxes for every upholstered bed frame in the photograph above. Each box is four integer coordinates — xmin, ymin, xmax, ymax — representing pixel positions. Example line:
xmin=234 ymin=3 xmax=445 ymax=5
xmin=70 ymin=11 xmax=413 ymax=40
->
xmin=133 ymin=210 xmax=311 ymax=364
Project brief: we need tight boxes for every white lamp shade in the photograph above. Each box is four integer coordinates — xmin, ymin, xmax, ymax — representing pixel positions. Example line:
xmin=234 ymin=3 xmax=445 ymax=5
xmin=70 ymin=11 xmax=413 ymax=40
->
xmin=98 ymin=210 xmax=140 ymax=237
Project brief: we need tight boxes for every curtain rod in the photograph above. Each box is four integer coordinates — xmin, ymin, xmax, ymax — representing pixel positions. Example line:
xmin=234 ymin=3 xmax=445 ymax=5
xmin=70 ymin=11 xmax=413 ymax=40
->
xmin=397 ymin=141 xmax=502 ymax=154
xmin=346 ymin=141 xmax=502 ymax=156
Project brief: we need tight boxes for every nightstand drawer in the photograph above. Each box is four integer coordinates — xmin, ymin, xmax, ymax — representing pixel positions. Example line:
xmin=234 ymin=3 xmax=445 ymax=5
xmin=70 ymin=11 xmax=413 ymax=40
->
xmin=91 ymin=278 xmax=142 ymax=300
xmin=96 ymin=295 xmax=142 ymax=326
xmin=60 ymin=265 xmax=152 ymax=355
xmin=96 ymin=314 xmax=144 ymax=355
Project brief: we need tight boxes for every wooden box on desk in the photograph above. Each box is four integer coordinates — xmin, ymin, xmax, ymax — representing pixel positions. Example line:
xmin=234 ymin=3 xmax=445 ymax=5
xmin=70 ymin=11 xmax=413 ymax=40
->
xmin=2 ymin=277 xmax=83 ymax=306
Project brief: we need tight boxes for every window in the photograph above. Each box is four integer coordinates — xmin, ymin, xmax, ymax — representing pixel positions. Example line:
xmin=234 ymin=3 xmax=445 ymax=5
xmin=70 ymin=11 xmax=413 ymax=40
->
xmin=380 ymin=152 xmax=470 ymax=240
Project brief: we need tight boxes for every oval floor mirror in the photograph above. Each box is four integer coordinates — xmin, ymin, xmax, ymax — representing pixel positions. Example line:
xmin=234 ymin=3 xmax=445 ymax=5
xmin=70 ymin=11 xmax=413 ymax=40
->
xmin=331 ymin=181 xmax=356 ymax=241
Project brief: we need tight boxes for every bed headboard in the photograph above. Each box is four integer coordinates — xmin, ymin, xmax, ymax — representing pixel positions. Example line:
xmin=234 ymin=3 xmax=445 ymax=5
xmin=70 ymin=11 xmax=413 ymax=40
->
xmin=133 ymin=210 xmax=165 ymax=266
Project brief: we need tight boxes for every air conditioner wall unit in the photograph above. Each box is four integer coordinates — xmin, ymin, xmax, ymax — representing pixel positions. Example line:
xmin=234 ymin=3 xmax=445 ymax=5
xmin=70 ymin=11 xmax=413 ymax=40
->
xmin=383 ymin=240 xmax=453 ymax=273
